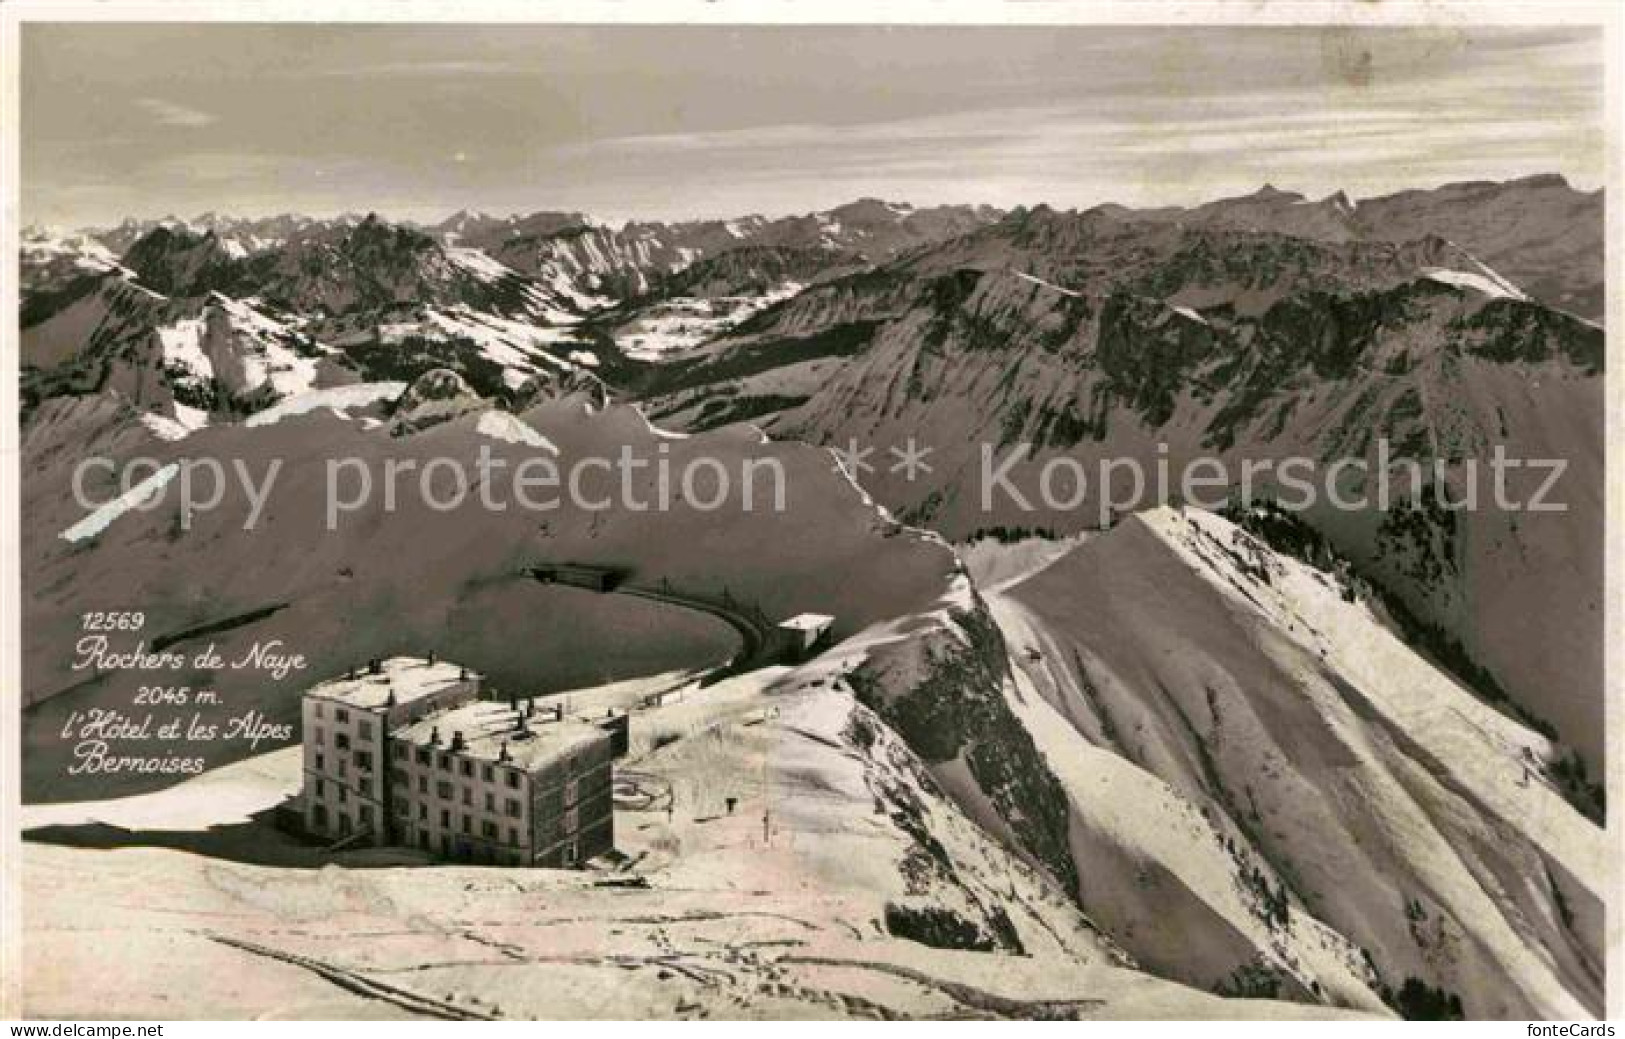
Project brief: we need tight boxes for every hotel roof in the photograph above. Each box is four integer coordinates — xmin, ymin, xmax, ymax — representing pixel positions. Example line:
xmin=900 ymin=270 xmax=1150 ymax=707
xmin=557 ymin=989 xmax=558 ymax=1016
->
xmin=304 ymin=657 xmax=475 ymax=711
xmin=394 ymin=699 xmax=605 ymax=771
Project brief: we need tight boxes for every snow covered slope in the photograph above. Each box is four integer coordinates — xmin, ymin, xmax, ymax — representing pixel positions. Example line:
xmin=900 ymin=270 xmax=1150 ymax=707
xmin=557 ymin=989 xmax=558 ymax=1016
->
xmin=641 ymin=222 xmax=1603 ymax=771
xmin=985 ymin=508 xmax=1604 ymax=1018
xmin=21 ymin=665 xmax=1378 ymax=1020
xmin=19 ymin=395 xmax=957 ymax=802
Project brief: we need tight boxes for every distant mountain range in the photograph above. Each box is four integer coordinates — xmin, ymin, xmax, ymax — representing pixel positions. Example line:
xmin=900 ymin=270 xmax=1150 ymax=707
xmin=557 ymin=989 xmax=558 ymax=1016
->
xmin=17 ymin=174 xmax=1606 ymax=1019
xmin=30 ymin=173 xmax=1600 ymax=314
xmin=19 ymin=177 xmax=1605 ymax=765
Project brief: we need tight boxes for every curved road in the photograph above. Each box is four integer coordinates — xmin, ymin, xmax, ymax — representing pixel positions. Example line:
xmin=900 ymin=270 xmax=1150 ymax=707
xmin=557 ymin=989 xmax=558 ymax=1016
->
xmin=523 ymin=568 xmax=784 ymax=683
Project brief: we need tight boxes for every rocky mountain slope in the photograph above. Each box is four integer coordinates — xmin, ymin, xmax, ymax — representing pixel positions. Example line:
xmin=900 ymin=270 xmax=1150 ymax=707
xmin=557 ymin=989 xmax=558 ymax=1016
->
xmin=1095 ymin=175 xmax=1602 ymax=321
xmin=20 ymin=180 xmax=1603 ymax=786
xmin=20 ymin=220 xmax=608 ymax=422
xmin=634 ymin=203 xmax=1603 ymax=771
xmin=19 ymin=199 xmax=1001 ymax=428
xmin=981 ymin=507 xmax=1603 ymax=1018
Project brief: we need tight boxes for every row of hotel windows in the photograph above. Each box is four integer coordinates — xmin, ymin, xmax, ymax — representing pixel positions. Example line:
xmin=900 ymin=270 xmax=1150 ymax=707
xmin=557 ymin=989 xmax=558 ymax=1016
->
xmin=404 ymin=828 xmax=578 ymax=868
xmin=308 ymin=798 xmax=586 ymax=866
xmin=394 ymin=742 xmax=527 ymax=787
xmin=308 ymin=727 xmax=364 ymax=754
xmin=309 ymin=802 xmax=374 ymax=836
xmin=394 ymin=773 xmax=528 ymax=818
xmin=394 ymin=803 xmax=581 ymax=845
xmin=310 ymin=750 xmax=375 ymax=771
xmin=309 ymin=705 xmax=374 ymax=739
xmin=311 ymin=701 xmax=364 ymax=727
xmin=307 ymin=709 xmax=582 ymax=795
xmin=310 ymin=777 xmax=353 ymax=805
xmin=309 ymin=752 xmax=380 ymax=799
xmin=306 ymin=781 xmax=561 ymax=847
xmin=398 ymin=803 xmax=528 ymax=846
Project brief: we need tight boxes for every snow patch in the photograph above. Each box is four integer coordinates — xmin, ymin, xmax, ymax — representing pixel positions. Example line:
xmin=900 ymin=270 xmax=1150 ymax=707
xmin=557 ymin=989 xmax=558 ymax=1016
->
xmin=245 ymin=382 xmax=406 ymax=427
xmin=1012 ymin=270 xmax=1083 ymax=298
xmin=475 ymin=410 xmax=559 ymax=452
xmin=205 ymin=294 xmax=323 ymax=399
xmin=616 ymin=282 xmax=803 ymax=362
xmin=630 ymin=405 xmax=691 ymax=441
xmin=447 ymin=246 xmax=517 ymax=283
xmin=379 ymin=306 xmax=596 ymax=386
xmin=60 ymin=464 xmax=180 ymax=542
xmin=156 ymin=318 xmax=213 ymax=382
xmin=140 ymin=404 xmax=209 ymax=442
xmin=1423 ymin=266 xmax=1527 ymax=301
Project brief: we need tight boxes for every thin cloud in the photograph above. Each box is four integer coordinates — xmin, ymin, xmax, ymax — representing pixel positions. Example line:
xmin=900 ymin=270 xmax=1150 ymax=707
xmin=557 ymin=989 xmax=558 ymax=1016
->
xmin=314 ymin=60 xmax=526 ymax=79
xmin=20 ymin=25 xmax=1602 ymax=227
xmin=134 ymin=98 xmax=216 ymax=128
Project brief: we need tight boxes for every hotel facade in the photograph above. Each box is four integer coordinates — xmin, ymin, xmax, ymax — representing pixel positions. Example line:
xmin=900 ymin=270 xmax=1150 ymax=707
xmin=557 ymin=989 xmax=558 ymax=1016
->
xmin=299 ymin=656 xmax=615 ymax=867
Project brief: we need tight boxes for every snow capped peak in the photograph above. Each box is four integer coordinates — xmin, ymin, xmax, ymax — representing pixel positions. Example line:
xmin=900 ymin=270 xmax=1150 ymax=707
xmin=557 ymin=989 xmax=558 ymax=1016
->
xmin=1250 ymin=183 xmax=1303 ymax=202
xmin=20 ymin=227 xmax=120 ymax=273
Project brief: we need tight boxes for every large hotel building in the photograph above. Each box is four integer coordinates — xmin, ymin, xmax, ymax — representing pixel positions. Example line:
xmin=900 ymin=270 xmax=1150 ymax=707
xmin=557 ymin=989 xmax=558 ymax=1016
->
xmin=299 ymin=656 xmax=616 ymax=867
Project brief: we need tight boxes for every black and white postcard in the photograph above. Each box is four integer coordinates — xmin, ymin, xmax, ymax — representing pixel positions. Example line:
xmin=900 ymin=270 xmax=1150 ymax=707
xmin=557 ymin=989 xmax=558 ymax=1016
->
xmin=2 ymin=1 xmax=1619 ymax=1025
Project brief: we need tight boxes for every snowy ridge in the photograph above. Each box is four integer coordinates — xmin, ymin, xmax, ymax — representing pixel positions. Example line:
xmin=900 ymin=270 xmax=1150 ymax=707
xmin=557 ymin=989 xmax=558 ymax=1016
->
xmin=1422 ymin=247 xmax=1528 ymax=301
xmin=1146 ymin=506 xmax=1602 ymax=891
xmin=629 ymin=405 xmax=691 ymax=440
xmin=1422 ymin=267 xmax=1527 ymax=301
xmin=987 ymin=507 xmax=1604 ymax=1018
xmin=1012 ymin=270 xmax=1083 ymax=298
xmin=244 ymin=382 xmax=407 ymax=428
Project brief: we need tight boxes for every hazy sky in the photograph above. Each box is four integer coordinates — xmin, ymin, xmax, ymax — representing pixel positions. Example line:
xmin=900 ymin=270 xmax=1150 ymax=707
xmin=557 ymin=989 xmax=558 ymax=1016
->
xmin=21 ymin=23 xmax=1605 ymax=227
